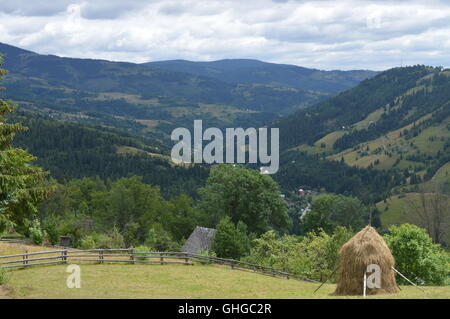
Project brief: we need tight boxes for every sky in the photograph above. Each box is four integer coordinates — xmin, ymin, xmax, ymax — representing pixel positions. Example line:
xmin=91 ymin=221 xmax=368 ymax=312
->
xmin=0 ymin=0 xmax=449 ymax=71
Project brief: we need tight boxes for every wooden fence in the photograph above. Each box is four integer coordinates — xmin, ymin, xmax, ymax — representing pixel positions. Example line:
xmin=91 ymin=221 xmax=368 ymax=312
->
xmin=0 ymin=249 xmax=317 ymax=283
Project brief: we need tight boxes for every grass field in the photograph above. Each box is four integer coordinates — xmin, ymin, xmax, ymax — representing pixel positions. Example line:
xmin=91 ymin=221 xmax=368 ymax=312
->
xmin=294 ymin=111 xmax=449 ymax=174
xmin=376 ymin=191 xmax=450 ymax=243
xmin=376 ymin=193 xmax=422 ymax=227
xmin=0 ymin=242 xmax=59 ymax=256
xmin=1 ymin=243 xmax=449 ymax=299
xmin=328 ymin=113 xmax=444 ymax=170
xmin=1 ymin=263 xmax=450 ymax=299
xmin=430 ymin=162 xmax=450 ymax=185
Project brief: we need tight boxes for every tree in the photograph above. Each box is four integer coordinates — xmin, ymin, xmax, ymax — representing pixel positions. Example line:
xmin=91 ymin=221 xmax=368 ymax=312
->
xmin=302 ymin=194 xmax=367 ymax=234
xmin=212 ymin=216 xmax=250 ymax=259
xmin=0 ymin=57 xmax=50 ymax=233
xmin=162 ymin=194 xmax=200 ymax=241
xmin=198 ymin=164 xmax=290 ymax=234
xmin=384 ymin=224 xmax=449 ymax=286
xmin=92 ymin=176 xmax=165 ymax=240
xmin=408 ymin=183 xmax=450 ymax=244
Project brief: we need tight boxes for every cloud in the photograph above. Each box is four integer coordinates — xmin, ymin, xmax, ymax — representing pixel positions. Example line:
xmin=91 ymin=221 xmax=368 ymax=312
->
xmin=79 ymin=0 xmax=150 ymax=20
xmin=0 ymin=0 xmax=449 ymax=70
xmin=0 ymin=0 xmax=73 ymax=16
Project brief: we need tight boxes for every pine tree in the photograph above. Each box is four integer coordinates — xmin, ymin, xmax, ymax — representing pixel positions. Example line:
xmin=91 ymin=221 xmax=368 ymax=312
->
xmin=0 ymin=57 xmax=50 ymax=234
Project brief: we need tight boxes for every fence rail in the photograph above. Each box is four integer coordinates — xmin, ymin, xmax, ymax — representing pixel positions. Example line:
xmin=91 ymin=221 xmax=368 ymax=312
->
xmin=0 ymin=249 xmax=317 ymax=283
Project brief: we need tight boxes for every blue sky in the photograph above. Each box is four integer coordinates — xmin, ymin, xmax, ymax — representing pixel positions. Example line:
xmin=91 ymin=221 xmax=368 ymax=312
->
xmin=0 ymin=0 xmax=449 ymax=70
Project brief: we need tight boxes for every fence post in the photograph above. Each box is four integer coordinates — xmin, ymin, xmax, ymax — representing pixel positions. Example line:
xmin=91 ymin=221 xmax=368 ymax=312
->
xmin=63 ymin=249 xmax=68 ymax=263
xmin=130 ymin=248 xmax=135 ymax=264
xmin=23 ymin=250 xmax=28 ymax=266
xmin=99 ymin=250 xmax=104 ymax=264
xmin=184 ymin=252 xmax=189 ymax=265
xmin=160 ymin=252 xmax=164 ymax=265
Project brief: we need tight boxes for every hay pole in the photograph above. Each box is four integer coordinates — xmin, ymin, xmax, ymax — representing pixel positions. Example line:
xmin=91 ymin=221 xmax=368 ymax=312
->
xmin=391 ymin=267 xmax=425 ymax=293
xmin=363 ymin=271 xmax=367 ymax=298
xmin=313 ymin=265 xmax=339 ymax=294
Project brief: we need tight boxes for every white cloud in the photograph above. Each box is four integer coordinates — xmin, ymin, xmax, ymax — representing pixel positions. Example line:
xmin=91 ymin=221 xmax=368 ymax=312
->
xmin=0 ymin=0 xmax=449 ymax=70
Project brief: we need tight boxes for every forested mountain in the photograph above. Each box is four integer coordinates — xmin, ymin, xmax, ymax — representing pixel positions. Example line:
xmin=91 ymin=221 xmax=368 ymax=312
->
xmin=274 ymin=66 xmax=446 ymax=149
xmin=9 ymin=110 xmax=397 ymax=204
xmin=147 ymin=59 xmax=377 ymax=93
xmin=10 ymin=111 xmax=208 ymax=199
xmin=273 ymin=150 xmax=402 ymax=203
xmin=1 ymin=43 xmax=448 ymax=206
xmin=0 ymin=42 xmax=378 ymax=142
xmin=274 ymin=65 xmax=450 ymax=197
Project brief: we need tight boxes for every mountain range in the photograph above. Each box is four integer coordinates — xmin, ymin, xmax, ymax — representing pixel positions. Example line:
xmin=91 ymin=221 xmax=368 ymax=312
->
xmin=146 ymin=59 xmax=376 ymax=93
xmin=1 ymin=42 xmax=449 ymax=206
xmin=0 ymin=42 xmax=377 ymax=141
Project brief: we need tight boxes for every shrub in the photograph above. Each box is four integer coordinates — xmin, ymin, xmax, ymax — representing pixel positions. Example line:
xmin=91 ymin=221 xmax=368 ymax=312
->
xmin=243 ymin=227 xmax=354 ymax=282
xmin=29 ymin=220 xmax=45 ymax=246
xmin=80 ymin=235 xmax=97 ymax=250
xmin=133 ymin=245 xmax=152 ymax=261
xmin=43 ymin=218 xmax=59 ymax=246
xmin=59 ymin=222 xmax=83 ymax=248
xmin=145 ymin=224 xmax=179 ymax=252
xmin=0 ymin=268 xmax=10 ymax=286
xmin=123 ymin=222 xmax=140 ymax=248
xmin=0 ymin=215 xmax=14 ymax=239
xmin=212 ymin=217 xmax=250 ymax=260
xmin=384 ymin=224 xmax=450 ymax=286
xmin=195 ymin=249 xmax=217 ymax=265
xmin=96 ymin=228 xmax=125 ymax=249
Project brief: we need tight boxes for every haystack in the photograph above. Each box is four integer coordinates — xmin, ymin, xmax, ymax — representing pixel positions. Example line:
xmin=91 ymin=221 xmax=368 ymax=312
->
xmin=335 ymin=226 xmax=399 ymax=296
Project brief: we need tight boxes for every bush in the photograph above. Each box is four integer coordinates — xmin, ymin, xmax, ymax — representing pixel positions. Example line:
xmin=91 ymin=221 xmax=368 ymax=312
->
xmin=243 ymin=227 xmax=354 ymax=282
xmin=194 ymin=249 xmax=217 ymax=265
xmin=123 ymin=222 xmax=140 ymax=248
xmin=212 ymin=217 xmax=250 ymax=260
xmin=43 ymin=218 xmax=59 ymax=246
xmin=133 ymin=245 xmax=152 ymax=261
xmin=0 ymin=268 xmax=10 ymax=286
xmin=96 ymin=228 xmax=125 ymax=249
xmin=29 ymin=220 xmax=45 ymax=246
xmin=59 ymin=222 xmax=83 ymax=248
xmin=145 ymin=224 xmax=179 ymax=252
xmin=384 ymin=224 xmax=450 ymax=286
xmin=0 ymin=215 xmax=14 ymax=239
xmin=80 ymin=234 xmax=97 ymax=250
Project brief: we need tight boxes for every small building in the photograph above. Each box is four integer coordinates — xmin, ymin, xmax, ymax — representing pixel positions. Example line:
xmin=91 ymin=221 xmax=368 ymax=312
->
xmin=59 ymin=236 xmax=71 ymax=247
xmin=182 ymin=226 xmax=217 ymax=254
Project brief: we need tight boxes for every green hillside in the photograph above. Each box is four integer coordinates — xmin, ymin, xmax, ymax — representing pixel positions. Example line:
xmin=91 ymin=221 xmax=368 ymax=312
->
xmin=275 ymin=66 xmax=448 ymax=150
xmin=376 ymin=191 xmax=450 ymax=244
xmin=0 ymin=42 xmax=357 ymax=140
xmin=274 ymin=66 xmax=449 ymax=198
xmin=10 ymin=111 xmax=208 ymax=198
